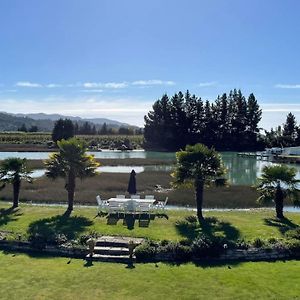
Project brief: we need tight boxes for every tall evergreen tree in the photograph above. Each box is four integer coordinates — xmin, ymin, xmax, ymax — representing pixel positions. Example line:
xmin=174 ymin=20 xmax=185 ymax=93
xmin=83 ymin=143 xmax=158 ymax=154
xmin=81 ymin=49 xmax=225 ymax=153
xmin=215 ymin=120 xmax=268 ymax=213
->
xmin=246 ymin=93 xmax=262 ymax=148
xmin=283 ymin=112 xmax=297 ymax=139
xmin=144 ymin=94 xmax=173 ymax=150
xmin=52 ymin=119 xmax=75 ymax=143
xmin=100 ymin=122 xmax=108 ymax=135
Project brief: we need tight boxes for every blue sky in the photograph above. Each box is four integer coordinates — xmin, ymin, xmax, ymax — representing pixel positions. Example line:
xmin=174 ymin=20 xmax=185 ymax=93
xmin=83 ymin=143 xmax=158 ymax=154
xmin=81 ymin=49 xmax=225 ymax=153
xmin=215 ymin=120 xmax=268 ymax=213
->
xmin=0 ymin=0 xmax=300 ymax=128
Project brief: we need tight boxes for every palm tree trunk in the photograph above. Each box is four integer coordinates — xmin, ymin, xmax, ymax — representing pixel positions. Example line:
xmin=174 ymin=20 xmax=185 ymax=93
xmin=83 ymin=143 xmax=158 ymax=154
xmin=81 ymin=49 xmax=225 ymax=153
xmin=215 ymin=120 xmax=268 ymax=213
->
xmin=67 ymin=171 xmax=76 ymax=211
xmin=12 ymin=179 xmax=21 ymax=208
xmin=275 ymin=184 xmax=284 ymax=219
xmin=195 ymin=180 xmax=204 ymax=223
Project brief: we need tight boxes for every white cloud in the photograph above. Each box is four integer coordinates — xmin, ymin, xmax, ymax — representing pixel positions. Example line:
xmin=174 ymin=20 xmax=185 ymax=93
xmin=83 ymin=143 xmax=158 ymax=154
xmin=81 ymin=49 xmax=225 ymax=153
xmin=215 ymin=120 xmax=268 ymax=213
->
xmin=83 ymin=82 xmax=128 ymax=89
xmin=0 ymin=96 xmax=152 ymax=126
xmin=80 ymin=89 xmax=104 ymax=93
xmin=261 ymin=103 xmax=300 ymax=112
xmin=46 ymin=83 xmax=62 ymax=88
xmin=198 ymin=81 xmax=218 ymax=87
xmin=132 ymin=80 xmax=175 ymax=86
xmin=16 ymin=81 xmax=42 ymax=88
xmin=260 ymin=104 xmax=300 ymax=130
xmin=275 ymin=84 xmax=300 ymax=89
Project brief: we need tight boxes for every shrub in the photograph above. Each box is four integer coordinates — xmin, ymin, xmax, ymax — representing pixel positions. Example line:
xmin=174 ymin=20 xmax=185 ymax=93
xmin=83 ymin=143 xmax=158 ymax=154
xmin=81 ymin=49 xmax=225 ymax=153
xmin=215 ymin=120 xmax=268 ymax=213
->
xmin=284 ymin=239 xmax=300 ymax=253
xmin=252 ymin=238 xmax=264 ymax=248
xmin=157 ymin=241 xmax=192 ymax=261
xmin=28 ymin=233 xmax=47 ymax=249
xmin=234 ymin=239 xmax=249 ymax=250
xmin=184 ymin=215 xmax=198 ymax=223
xmin=191 ymin=234 xmax=223 ymax=258
xmin=135 ymin=241 xmax=157 ymax=261
xmin=285 ymin=227 xmax=300 ymax=240
xmin=267 ymin=237 xmax=278 ymax=244
xmin=78 ymin=231 xmax=101 ymax=245
xmin=28 ymin=232 xmax=68 ymax=248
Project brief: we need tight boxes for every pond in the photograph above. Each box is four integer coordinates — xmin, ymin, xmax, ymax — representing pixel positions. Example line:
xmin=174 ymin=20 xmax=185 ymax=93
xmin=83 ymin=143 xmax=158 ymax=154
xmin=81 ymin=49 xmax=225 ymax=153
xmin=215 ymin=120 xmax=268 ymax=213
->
xmin=2 ymin=151 xmax=300 ymax=186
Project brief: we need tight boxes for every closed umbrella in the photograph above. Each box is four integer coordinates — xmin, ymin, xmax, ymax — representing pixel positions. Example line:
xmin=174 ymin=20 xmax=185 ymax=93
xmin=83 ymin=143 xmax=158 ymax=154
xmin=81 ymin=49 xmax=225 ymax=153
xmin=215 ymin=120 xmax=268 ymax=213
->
xmin=127 ymin=169 xmax=136 ymax=195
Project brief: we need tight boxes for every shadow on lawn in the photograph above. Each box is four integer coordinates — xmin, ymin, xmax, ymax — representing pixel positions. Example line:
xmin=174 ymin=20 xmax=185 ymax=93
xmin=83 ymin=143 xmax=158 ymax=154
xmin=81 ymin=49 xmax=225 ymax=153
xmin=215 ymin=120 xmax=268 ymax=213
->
xmin=102 ymin=212 xmax=168 ymax=230
xmin=264 ymin=217 xmax=299 ymax=235
xmin=0 ymin=207 xmax=23 ymax=226
xmin=27 ymin=214 xmax=93 ymax=240
xmin=176 ymin=216 xmax=240 ymax=241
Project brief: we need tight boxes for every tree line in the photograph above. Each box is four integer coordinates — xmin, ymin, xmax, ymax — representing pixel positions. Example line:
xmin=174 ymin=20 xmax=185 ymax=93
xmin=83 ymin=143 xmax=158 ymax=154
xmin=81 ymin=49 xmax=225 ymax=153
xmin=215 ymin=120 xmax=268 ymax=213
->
xmin=51 ymin=119 xmax=142 ymax=143
xmin=144 ymin=89 xmax=262 ymax=151
xmin=17 ymin=124 xmax=39 ymax=132
xmin=264 ymin=112 xmax=300 ymax=148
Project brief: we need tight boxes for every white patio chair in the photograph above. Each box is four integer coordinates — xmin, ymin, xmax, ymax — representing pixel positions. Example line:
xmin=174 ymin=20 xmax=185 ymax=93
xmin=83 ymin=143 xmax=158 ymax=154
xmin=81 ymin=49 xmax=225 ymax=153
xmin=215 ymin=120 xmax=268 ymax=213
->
xmin=124 ymin=199 xmax=137 ymax=214
xmin=108 ymin=201 xmax=123 ymax=216
xmin=131 ymin=194 xmax=140 ymax=199
xmin=116 ymin=194 xmax=126 ymax=199
xmin=145 ymin=195 xmax=154 ymax=200
xmin=96 ymin=195 xmax=108 ymax=213
xmin=136 ymin=202 xmax=151 ymax=218
xmin=156 ymin=197 xmax=168 ymax=211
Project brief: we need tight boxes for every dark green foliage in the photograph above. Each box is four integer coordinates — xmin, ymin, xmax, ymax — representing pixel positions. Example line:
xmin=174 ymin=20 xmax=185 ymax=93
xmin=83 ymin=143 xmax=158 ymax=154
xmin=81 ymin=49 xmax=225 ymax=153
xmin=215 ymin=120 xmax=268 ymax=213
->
xmin=45 ymin=138 xmax=99 ymax=211
xmin=157 ymin=241 xmax=192 ymax=261
xmin=28 ymin=125 xmax=38 ymax=132
xmin=257 ymin=165 xmax=300 ymax=218
xmin=144 ymin=89 xmax=262 ymax=151
xmin=78 ymin=230 xmax=101 ymax=245
xmin=264 ymin=112 xmax=300 ymax=147
xmin=134 ymin=240 xmax=157 ymax=261
xmin=27 ymin=214 xmax=93 ymax=248
xmin=252 ymin=238 xmax=264 ymax=248
xmin=172 ymin=144 xmax=226 ymax=222
xmin=52 ymin=119 xmax=75 ymax=143
xmin=18 ymin=124 xmax=27 ymax=132
xmin=0 ymin=158 xmax=32 ymax=207
xmin=285 ymin=227 xmax=300 ymax=240
xmin=191 ymin=234 xmax=223 ymax=257
xmin=99 ymin=122 xmax=108 ymax=135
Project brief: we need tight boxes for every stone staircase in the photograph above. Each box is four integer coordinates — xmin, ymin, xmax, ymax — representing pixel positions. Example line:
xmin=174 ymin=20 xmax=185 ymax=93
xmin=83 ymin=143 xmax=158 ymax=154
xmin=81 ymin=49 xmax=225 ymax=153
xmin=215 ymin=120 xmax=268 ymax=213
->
xmin=86 ymin=236 xmax=144 ymax=263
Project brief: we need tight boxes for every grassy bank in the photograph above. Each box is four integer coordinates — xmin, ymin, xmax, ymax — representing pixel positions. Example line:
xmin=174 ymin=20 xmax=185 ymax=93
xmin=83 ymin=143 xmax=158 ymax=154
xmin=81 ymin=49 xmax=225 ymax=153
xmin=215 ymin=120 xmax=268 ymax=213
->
xmin=21 ymin=158 xmax=175 ymax=169
xmin=0 ymin=252 xmax=299 ymax=300
xmin=0 ymin=171 xmax=267 ymax=208
xmin=0 ymin=203 xmax=299 ymax=241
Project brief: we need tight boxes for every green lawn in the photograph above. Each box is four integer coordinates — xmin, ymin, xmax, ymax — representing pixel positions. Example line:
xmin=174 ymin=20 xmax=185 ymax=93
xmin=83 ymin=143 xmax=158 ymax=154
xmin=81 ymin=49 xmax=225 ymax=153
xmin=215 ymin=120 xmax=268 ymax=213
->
xmin=0 ymin=251 xmax=299 ymax=299
xmin=0 ymin=202 xmax=299 ymax=242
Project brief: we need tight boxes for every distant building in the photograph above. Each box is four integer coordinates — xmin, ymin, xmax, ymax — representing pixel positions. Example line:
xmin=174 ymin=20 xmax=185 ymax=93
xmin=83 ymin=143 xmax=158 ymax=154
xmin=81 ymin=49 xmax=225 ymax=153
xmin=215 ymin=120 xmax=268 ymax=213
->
xmin=283 ymin=146 xmax=300 ymax=156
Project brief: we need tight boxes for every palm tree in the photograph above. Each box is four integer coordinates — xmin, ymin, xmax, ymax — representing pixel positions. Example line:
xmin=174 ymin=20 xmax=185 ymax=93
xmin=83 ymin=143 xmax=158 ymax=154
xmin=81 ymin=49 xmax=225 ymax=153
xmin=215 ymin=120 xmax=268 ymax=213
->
xmin=257 ymin=165 xmax=300 ymax=219
xmin=45 ymin=138 xmax=99 ymax=212
xmin=0 ymin=158 xmax=32 ymax=208
xmin=172 ymin=144 xmax=226 ymax=223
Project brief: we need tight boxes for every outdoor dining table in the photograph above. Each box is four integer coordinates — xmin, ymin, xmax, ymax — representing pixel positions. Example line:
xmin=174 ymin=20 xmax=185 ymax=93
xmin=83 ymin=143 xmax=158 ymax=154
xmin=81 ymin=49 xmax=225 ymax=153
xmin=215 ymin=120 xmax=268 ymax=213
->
xmin=107 ymin=198 xmax=156 ymax=204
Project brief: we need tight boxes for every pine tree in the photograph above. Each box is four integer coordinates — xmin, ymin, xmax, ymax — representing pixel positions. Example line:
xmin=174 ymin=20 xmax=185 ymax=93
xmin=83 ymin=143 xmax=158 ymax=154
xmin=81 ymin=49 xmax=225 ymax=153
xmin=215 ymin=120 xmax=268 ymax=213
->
xmin=52 ymin=119 xmax=74 ymax=143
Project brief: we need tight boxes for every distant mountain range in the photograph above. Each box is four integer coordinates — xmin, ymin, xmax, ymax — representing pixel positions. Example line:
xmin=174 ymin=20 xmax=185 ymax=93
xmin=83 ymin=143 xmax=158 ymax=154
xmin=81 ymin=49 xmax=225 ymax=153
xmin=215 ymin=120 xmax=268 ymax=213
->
xmin=0 ymin=112 xmax=136 ymax=132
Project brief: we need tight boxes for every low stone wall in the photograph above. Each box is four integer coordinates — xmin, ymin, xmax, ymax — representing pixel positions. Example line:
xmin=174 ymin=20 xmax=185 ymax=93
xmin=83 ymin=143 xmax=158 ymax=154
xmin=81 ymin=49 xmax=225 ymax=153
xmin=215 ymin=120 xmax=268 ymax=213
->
xmin=218 ymin=248 xmax=296 ymax=261
xmin=153 ymin=248 xmax=300 ymax=263
xmin=1 ymin=239 xmax=299 ymax=263
xmin=0 ymin=240 xmax=87 ymax=258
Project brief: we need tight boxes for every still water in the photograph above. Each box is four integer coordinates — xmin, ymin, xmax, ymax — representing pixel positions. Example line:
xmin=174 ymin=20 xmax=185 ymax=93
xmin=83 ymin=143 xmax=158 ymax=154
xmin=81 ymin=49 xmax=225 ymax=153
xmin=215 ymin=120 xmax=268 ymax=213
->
xmin=2 ymin=150 xmax=300 ymax=186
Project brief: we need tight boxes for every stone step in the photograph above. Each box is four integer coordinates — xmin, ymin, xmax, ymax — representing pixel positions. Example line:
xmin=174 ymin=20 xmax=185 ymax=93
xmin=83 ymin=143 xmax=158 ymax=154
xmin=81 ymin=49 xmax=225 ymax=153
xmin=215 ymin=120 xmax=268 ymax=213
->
xmin=86 ymin=254 xmax=135 ymax=263
xmin=95 ymin=240 xmax=128 ymax=248
xmin=95 ymin=236 xmax=144 ymax=248
xmin=94 ymin=246 xmax=130 ymax=256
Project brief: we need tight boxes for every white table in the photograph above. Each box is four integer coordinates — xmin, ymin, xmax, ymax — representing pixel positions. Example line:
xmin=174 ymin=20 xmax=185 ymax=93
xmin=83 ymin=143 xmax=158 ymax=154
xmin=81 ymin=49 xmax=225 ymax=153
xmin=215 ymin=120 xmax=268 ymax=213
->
xmin=107 ymin=198 xmax=156 ymax=204
xmin=107 ymin=198 xmax=156 ymax=213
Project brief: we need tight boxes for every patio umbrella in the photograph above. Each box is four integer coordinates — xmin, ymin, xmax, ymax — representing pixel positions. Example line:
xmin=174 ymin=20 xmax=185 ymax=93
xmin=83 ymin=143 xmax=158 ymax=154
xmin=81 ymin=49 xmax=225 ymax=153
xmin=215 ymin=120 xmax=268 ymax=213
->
xmin=127 ymin=169 xmax=137 ymax=195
